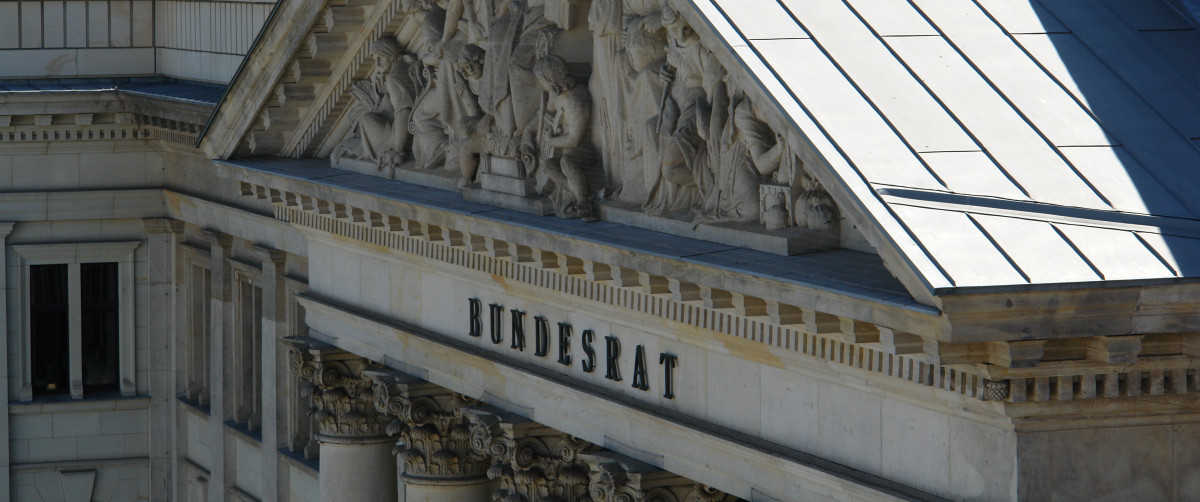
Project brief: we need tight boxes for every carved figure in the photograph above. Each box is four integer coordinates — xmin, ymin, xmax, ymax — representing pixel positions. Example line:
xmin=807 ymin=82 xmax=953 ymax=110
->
xmin=331 ymin=38 xmax=420 ymax=176
xmin=532 ymin=55 xmax=596 ymax=220
xmin=450 ymin=44 xmax=492 ymax=187
xmin=695 ymin=83 xmax=763 ymax=224
xmin=796 ymin=171 xmax=838 ymax=230
xmin=406 ymin=2 xmax=458 ymax=170
xmin=642 ymin=5 xmax=720 ymax=216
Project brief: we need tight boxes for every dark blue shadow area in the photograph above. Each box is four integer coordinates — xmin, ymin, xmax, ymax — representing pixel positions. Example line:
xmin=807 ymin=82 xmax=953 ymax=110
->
xmin=1030 ymin=0 xmax=1200 ymax=276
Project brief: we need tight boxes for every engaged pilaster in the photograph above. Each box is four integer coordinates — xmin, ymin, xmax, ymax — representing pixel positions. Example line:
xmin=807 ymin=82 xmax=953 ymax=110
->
xmin=284 ymin=337 xmax=396 ymax=502
xmin=364 ymin=368 xmax=491 ymax=501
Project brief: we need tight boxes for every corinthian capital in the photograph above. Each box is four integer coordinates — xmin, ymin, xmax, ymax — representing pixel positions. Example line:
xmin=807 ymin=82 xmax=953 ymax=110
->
xmin=283 ymin=337 xmax=388 ymax=439
xmin=580 ymin=452 xmax=738 ymax=502
xmin=363 ymin=368 xmax=488 ymax=479
xmin=462 ymin=406 xmax=594 ymax=502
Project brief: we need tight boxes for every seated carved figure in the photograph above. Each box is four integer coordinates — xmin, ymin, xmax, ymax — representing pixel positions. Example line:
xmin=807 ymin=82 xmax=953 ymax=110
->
xmin=532 ymin=55 xmax=595 ymax=221
xmin=331 ymin=38 xmax=419 ymax=176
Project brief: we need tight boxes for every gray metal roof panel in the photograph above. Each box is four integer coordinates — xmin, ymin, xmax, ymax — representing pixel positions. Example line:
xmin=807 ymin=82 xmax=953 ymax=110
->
xmin=1141 ymin=30 xmax=1200 ymax=87
xmin=971 ymin=214 xmax=1101 ymax=284
xmin=1055 ymin=224 xmax=1176 ymax=281
xmin=885 ymin=35 xmax=1110 ymax=208
xmin=753 ymin=37 xmax=947 ymax=191
xmin=919 ymin=0 xmax=1116 ymax=149
xmin=976 ymin=0 xmax=1069 ymax=34
xmin=843 ymin=0 xmax=939 ymax=37
xmin=1097 ymin=0 xmax=1197 ymax=30
xmin=916 ymin=152 xmax=1028 ymax=200
xmin=784 ymin=0 xmax=979 ymax=154
xmin=889 ymin=204 xmax=1026 ymax=287
xmin=1041 ymin=0 xmax=1200 ymax=138
xmin=1057 ymin=146 xmax=1194 ymax=219
xmin=713 ymin=0 xmax=808 ymax=40
xmin=1137 ymin=232 xmax=1200 ymax=277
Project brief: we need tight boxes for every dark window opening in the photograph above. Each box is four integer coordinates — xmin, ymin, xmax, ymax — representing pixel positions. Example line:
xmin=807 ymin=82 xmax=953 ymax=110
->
xmin=30 ymin=264 xmax=69 ymax=397
xmin=81 ymin=262 xmax=119 ymax=394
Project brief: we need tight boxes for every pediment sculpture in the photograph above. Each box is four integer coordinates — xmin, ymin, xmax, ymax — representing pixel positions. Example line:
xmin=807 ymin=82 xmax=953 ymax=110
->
xmin=328 ymin=0 xmax=839 ymax=252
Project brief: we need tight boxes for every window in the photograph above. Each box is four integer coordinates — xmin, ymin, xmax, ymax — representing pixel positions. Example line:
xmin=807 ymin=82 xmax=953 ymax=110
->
xmin=29 ymin=264 xmax=68 ymax=395
xmin=14 ymin=242 xmax=139 ymax=401
xmin=182 ymin=246 xmax=212 ymax=406
xmin=231 ymin=263 xmax=263 ymax=430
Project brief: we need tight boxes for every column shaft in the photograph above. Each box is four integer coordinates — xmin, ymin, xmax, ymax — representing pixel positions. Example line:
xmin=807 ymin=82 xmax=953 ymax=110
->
xmin=319 ymin=439 xmax=397 ymax=502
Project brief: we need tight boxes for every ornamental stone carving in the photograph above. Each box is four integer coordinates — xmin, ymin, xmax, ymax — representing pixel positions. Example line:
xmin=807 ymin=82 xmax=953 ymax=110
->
xmin=580 ymin=452 xmax=737 ymax=502
xmin=324 ymin=0 xmax=841 ymax=251
xmin=463 ymin=406 xmax=595 ymax=502
xmin=284 ymin=337 xmax=389 ymax=439
xmin=363 ymin=368 xmax=491 ymax=480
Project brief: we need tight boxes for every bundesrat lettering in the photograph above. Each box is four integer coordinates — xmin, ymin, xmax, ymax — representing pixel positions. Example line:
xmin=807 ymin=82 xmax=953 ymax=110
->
xmin=467 ymin=298 xmax=678 ymax=399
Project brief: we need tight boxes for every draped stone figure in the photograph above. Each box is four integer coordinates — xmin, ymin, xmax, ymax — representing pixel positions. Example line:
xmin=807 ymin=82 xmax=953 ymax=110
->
xmin=694 ymin=82 xmax=763 ymax=224
xmin=331 ymin=38 xmax=420 ymax=176
xmin=320 ymin=0 xmax=843 ymax=244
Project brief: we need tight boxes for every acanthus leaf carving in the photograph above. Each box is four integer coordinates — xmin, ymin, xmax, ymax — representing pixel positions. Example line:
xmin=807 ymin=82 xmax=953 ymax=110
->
xmin=283 ymin=337 xmax=388 ymax=439
xmin=363 ymin=368 xmax=489 ymax=479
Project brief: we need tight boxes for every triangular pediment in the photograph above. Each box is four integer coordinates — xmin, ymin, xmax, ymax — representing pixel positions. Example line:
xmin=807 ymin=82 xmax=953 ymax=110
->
xmin=200 ymin=0 xmax=932 ymax=304
xmin=207 ymin=0 xmax=1200 ymax=310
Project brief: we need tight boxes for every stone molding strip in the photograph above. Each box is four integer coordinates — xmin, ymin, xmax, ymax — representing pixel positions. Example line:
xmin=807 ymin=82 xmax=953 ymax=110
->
xmin=251 ymin=182 xmax=999 ymax=402
xmin=247 ymin=182 xmax=1200 ymax=405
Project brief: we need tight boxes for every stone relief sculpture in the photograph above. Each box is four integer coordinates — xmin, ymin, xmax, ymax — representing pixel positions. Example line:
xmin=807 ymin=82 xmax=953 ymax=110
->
xmin=331 ymin=38 xmax=421 ymax=176
xmin=325 ymin=0 xmax=840 ymax=250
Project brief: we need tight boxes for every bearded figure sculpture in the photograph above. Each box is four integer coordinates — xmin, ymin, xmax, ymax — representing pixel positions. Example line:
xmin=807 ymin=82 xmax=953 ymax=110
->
xmin=332 ymin=38 xmax=420 ymax=177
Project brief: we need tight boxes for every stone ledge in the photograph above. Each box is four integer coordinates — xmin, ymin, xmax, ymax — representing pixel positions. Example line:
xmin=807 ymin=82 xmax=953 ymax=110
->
xmin=10 ymin=395 xmax=150 ymax=415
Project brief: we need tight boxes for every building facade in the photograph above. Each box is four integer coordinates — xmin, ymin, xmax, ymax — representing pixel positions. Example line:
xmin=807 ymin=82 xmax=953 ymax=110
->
xmin=3 ymin=0 xmax=1200 ymax=501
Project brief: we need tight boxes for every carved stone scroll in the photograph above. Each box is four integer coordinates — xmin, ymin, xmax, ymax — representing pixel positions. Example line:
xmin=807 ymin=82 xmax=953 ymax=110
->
xmin=580 ymin=451 xmax=739 ymax=502
xmin=363 ymin=368 xmax=490 ymax=480
xmin=283 ymin=337 xmax=389 ymax=439
xmin=463 ymin=405 xmax=594 ymax=502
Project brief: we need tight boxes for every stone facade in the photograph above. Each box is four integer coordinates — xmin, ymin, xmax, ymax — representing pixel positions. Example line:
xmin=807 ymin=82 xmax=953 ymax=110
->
xmin=4 ymin=0 xmax=1200 ymax=501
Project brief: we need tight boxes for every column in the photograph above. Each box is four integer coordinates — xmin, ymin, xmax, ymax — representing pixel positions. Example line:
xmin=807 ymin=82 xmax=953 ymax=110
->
xmin=202 ymin=229 xmax=232 ymax=502
xmin=0 ymin=222 xmax=15 ymax=499
xmin=463 ymin=406 xmax=741 ymax=502
xmin=142 ymin=218 xmax=183 ymax=502
xmin=285 ymin=337 xmax=396 ymax=502
xmin=363 ymin=369 xmax=491 ymax=502
xmin=252 ymin=244 xmax=286 ymax=502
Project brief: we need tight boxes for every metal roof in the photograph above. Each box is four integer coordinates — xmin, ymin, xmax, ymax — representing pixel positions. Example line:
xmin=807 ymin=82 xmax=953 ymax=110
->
xmin=0 ymin=78 xmax=224 ymax=105
xmin=704 ymin=0 xmax=1200 ymax=292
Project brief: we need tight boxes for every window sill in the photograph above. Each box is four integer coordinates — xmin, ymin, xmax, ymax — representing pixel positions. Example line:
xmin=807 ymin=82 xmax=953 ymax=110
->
xmin=10 ymin=393 xmax=149 ymax=414
xmin=177 ymin=395 xmax=211 ymax=416
xmin=278 ymin=447 xmax=319 ymax=475
xmin=224 ymin=419 xmax=263 ymax=443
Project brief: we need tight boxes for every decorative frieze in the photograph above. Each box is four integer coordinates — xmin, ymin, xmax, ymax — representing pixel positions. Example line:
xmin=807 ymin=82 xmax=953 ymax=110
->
xmin=284 ymin=336 xmax=389 ymax=439
xmin=241 ymin=0 xmax=844 ymax=254
xmin=363 ymin=368 xmax=490 ymax=480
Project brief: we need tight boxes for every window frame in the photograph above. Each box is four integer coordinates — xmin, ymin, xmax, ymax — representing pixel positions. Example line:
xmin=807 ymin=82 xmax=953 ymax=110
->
xmin=229 ymin=258 xmax=263 ymax=431
xmin=181 ymin=242 xmax=212 ymax=406
xmin=13 ymin=241 xmax=140 ymax=401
